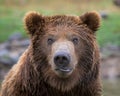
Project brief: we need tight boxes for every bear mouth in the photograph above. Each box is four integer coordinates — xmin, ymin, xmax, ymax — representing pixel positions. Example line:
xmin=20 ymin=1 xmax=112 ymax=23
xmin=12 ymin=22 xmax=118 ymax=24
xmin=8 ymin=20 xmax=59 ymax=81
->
xmin=55 ymin=67 xmax=73 ymax=73
xmin=54 ymin=67 xmax=73 ymax=78
xmin=55 ymin=68 xmax=72 ymax=73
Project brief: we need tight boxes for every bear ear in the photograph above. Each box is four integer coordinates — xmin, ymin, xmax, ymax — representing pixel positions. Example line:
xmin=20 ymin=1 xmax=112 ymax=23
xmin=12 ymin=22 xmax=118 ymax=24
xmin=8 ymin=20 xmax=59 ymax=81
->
xmin=24 ymin=11 xmax=44 ymax=35
xmin=80 ymin=11 xmax=101 ymax=32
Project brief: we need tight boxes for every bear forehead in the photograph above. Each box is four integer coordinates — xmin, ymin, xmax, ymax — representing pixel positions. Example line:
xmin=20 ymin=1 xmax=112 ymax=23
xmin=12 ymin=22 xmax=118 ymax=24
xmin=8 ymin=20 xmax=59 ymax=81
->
xmin=44 ymin=15 xmax=83 ymax=25
xmin=44 ymin=15 xmax=86 ymax=34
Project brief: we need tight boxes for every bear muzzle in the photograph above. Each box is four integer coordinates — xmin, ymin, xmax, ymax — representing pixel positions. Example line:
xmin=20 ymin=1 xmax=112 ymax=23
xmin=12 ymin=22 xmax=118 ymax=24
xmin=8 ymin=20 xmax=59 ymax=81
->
xmin=53 ymin=51 xmax=73 ymax=77
xmin=50 ymin=40 xmax=77 ymax=78
xmin=54 ymin=51 xmax=70 ymax=68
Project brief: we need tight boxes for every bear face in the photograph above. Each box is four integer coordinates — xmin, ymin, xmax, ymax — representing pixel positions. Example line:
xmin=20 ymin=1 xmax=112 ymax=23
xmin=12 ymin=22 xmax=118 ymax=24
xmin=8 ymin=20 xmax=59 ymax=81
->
xmin=24 ymin=11 xmax=100 ymax=91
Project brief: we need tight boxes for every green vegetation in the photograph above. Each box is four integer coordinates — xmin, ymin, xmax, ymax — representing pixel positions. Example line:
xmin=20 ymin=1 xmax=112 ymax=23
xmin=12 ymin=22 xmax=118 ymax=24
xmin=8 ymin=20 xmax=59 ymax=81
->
xmin=97 ymin=13 xmax=120 ymax=46
xmin=0 ymin=0 xmax=120 ymax=46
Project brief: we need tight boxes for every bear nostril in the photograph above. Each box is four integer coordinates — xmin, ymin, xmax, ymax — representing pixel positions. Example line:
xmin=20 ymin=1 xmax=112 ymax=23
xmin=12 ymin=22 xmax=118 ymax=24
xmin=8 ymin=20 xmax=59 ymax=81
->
xmin=54 ymin=52 xmax=70 ymax=67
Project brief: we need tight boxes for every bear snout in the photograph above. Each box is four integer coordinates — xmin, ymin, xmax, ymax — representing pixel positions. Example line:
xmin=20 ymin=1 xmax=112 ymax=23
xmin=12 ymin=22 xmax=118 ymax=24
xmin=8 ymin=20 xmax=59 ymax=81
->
xmin=53 ymin=51 xmax=73 ymax=77
xmin=50 ymin=40 xmax=78 ymax=78
xmin=54 ymin=51 xmax=70 ymax=68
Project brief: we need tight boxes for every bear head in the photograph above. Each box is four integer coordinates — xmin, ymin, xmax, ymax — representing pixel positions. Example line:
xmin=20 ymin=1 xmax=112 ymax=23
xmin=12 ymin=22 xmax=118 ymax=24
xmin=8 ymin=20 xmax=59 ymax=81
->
xmin=24 ymin=11 xmax=100 ymax=91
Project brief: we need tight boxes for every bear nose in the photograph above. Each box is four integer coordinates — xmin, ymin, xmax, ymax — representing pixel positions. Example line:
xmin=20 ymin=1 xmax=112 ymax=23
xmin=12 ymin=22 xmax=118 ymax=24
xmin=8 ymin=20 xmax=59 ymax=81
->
xmin=54 ymin=52 xmax=70 ymax=67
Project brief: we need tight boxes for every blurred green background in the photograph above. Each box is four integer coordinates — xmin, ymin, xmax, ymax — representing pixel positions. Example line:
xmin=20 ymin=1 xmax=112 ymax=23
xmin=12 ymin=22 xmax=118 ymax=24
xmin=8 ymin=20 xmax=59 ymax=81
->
xmin=0 ymin=0 xmax=120 ymax=46
xmin=0 ymin=0 xmax=120 ymax=96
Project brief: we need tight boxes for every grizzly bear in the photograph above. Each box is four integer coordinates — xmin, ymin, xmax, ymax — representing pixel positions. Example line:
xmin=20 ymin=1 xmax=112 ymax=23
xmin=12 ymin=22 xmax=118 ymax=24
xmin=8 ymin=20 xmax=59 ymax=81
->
xmin=0 ymin=11 xmax=102 ymax=96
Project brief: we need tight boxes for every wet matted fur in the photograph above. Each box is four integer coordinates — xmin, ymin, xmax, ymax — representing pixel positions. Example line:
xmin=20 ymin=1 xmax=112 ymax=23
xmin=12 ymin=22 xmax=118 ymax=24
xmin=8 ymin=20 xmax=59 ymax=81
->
xmin=0 ymin=11 xmax=102 ymax=96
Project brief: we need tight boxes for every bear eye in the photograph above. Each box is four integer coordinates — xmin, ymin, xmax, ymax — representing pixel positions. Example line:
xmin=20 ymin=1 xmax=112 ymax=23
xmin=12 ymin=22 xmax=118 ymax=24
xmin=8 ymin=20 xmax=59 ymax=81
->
xmin=47 ymin=38 xmax=54 ymax=45
xmin=72 ymin=37 xmax=79 ymax=44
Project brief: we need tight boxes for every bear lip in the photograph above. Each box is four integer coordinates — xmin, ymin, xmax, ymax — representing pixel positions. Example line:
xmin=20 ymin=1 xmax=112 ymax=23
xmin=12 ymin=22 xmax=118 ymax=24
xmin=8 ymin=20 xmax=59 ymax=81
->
xmin=55 ymin=67 xmax=73 ymax=73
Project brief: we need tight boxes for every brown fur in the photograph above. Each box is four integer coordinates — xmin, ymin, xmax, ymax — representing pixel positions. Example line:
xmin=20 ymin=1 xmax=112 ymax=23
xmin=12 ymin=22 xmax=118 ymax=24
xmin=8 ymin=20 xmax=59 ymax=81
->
xmin=0 ymin=11 xmax=102 ymax=96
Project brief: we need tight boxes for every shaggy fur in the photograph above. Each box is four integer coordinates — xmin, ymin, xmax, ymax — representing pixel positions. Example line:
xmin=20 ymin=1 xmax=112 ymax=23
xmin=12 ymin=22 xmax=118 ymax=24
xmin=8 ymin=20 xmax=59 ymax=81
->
xmin=0 ymin=11 xmax=102 ymax=96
